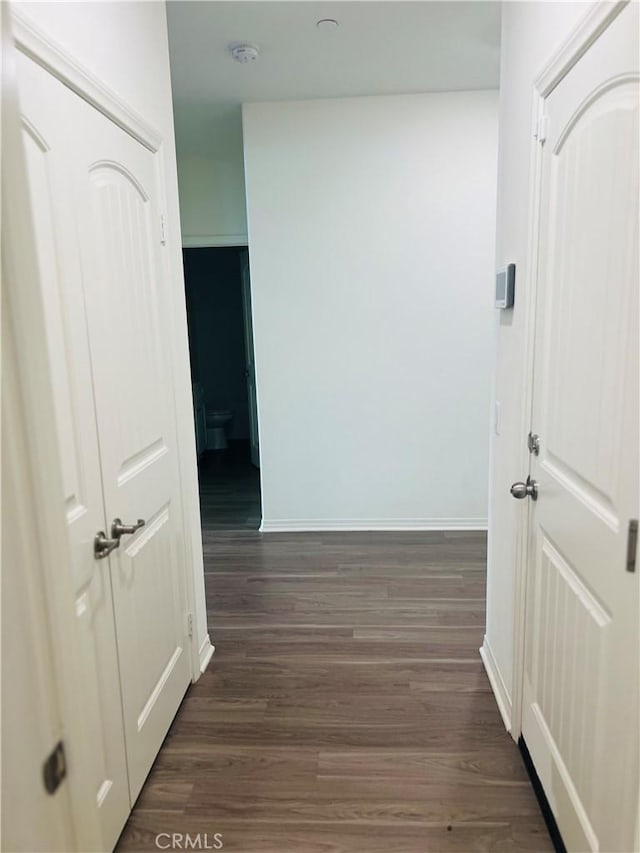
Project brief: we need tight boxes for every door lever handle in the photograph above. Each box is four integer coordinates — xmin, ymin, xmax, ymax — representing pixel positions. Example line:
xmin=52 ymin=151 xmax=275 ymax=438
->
xmin=94 ymin=531 xmax=120 ymax=560
xmin=510 ymin=476 xmax=538 ymax=501
xmin=111 ymin=518 xmax=145 ymax=539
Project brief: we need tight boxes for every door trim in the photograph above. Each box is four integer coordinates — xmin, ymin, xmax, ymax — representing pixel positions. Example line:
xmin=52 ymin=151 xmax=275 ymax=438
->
xmin=182 ymin=234 xmax=249 ymax=248
xmin=10 ymin=7 xmax=212 ymax=685
xmin=12 ymin=11 xmax=161 ymax=152
xmin=509 ymin=0 xmax=631 ymax=742
xmin=535 ymin=0 xmax=630 ymax=98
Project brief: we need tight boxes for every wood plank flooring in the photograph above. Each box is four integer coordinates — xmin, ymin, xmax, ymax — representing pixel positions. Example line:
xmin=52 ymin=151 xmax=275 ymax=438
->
xmin=117 ymin=530 xmax=552 ymax=852
xmin=197 ymin=445 xmax=261 ymax=531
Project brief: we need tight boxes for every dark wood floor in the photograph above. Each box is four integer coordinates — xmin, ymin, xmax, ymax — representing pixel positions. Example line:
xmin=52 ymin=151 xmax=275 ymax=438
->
xmin=197 ymin=443 xmax=261 ymax=531
xmin=117 ymin=528 xmax=552 ymax=852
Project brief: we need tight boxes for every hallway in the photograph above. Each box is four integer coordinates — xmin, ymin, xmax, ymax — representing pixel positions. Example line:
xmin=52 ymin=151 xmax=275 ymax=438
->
xmin=116 ymin=530 xmax=551 ymax=852
xmin=198 ymin=443 xmax=261 ymax=532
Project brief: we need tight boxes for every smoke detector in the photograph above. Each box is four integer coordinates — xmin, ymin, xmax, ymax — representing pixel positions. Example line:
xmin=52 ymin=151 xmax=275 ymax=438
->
xmin=230 ymin=43 xmax=260 ymax=64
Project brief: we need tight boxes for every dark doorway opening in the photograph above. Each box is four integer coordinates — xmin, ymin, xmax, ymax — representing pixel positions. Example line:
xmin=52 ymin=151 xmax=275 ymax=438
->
xmin=183 ymin=246 xmax=261 ymax=531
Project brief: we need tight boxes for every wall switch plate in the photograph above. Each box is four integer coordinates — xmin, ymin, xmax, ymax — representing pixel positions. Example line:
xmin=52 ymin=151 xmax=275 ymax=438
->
xmin=495 ymin=263 xmax=516 ymax=309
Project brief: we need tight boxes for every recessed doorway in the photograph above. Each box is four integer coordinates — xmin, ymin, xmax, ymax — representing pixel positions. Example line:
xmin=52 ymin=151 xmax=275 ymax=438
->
xmin=183 ymin=246 xmax=261 ymax=531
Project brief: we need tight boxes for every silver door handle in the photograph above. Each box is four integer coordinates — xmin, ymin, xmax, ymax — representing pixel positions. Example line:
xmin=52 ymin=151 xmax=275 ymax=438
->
xmin=510 ymin=476 xmax=538 ymax=501
xmin=94 ymin=531 xmax=120 ymax=560
xmin=111 ymin=518 xmax=145 ymax=539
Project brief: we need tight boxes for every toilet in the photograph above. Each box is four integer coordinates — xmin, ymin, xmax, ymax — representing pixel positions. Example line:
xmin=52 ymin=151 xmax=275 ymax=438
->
xmin=206 ymin=409 xmax=233 ymax=450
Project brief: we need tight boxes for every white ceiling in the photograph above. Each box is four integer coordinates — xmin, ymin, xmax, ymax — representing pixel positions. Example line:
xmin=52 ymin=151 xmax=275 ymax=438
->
xmin=167 ymin=1 xmax=501 ymax=155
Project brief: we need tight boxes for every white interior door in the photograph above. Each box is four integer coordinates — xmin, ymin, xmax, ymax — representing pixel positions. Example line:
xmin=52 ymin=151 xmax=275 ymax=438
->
xmin=2 ymin=317 xmax=77 ymax=853
xmin=18 ymin=52 xmax=130 ymax=849
xmin=17 ymin=43 xmax=192 ymax=821
xmin=522 ymin=6 xmax=639 ymax=851
xmin=74 ymin=87 xmax=192 ymax=804
xmin=241 ymin=250 xmax=260 ymax=468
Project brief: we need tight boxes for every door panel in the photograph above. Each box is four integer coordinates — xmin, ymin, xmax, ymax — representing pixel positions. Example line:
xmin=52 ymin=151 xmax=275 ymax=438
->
xmin=2 ymin=319 xmax=77 ymax=853
xmin=542 ymin=82 xmax=637 ymax=525
xmin=18 ymin=54 xmax=130 ymax=849
xmin=17 ymin=44 xmax=192 ymax=825
xmin=522 ymin=6 xmax=639 ymax=851
xmin=76 ymin=101 xmax=192 ymax=802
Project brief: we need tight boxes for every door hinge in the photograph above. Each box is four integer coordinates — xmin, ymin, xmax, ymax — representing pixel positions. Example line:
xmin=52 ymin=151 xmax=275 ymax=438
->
xmin=43 ymin=740 xmax=67 ymax=794
xmin=527 ymin=432 xmax=540 ymax=456
xmin=186 ymin=612 xmax=193 ymax=638
xmin=159 ymin=213 xmax=167 ymax=245
xmin=535 ymin=114 xmax=549 ymax=144
xmin=626 ymin=520 xmax=638 ymax=573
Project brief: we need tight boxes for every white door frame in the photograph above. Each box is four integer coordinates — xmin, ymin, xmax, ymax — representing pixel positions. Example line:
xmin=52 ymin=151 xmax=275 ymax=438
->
xmin=240 ymin=248 xmax=261 ymax=470
xmin=182 ymin=236 xmax=248 ymax=248
xmin=9 ymin=8 xmax=211 ymax=684
xmin=509 ymin=0 xmax=631 ymax=741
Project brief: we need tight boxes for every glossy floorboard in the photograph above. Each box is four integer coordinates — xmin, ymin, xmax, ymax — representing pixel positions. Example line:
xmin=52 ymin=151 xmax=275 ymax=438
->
xmin=116 ymin=531 xmax=551 ymax=852
xmin=197 ymin=443 xmax=261 ymax=531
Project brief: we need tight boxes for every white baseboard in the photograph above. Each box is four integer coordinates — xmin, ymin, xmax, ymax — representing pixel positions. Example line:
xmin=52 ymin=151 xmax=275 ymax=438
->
xmin=198 ymin=634 xmax=215 ymax=675
xmin=260 ymin=518 xmax=488 ymax=533
xmin=480 ymin=635 xmax=512 ymax=732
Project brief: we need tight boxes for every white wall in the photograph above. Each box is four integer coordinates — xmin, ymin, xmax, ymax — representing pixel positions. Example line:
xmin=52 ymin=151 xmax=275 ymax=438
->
xmin=484 ymin=1 xmax=594 ymax=723
xmin=175 ymin=106 xmax=248 ymax=246
xmin=243 ymin=91 xmax=498 ymax=530
xmin=178 ymin=153 xmax=248 ymax=246
xmin=12 ymin=0 xmax=209 ymax=671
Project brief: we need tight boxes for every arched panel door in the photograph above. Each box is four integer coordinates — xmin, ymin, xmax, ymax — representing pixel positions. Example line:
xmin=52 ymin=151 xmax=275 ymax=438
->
xmin=16 ymin=41 xmax=193 ymax=841
xmin=17 ymin=53 xmax=131 ymax=850
xmin=522 ymin=5 xmax=639 ymax=851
